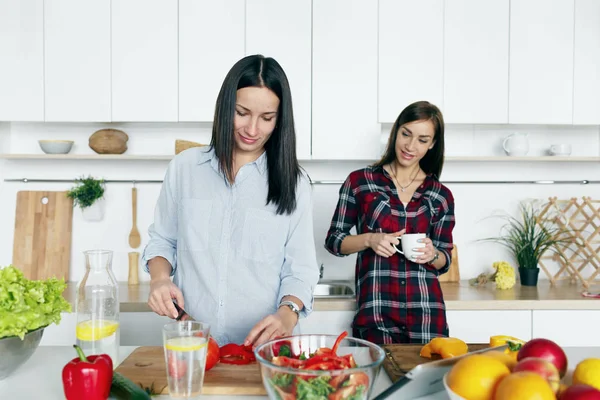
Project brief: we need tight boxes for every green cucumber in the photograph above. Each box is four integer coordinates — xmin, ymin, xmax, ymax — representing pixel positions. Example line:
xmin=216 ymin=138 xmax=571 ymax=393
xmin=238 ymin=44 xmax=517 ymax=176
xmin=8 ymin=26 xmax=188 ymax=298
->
xmin=110 ymin=371 xmax=153 ymax=400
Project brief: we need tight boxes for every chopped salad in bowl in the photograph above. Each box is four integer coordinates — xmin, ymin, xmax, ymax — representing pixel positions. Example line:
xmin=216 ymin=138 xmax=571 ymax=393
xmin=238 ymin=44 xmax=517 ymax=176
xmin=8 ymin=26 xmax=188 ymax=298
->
xmin=254 ymin=332 xmax=385 ymax=400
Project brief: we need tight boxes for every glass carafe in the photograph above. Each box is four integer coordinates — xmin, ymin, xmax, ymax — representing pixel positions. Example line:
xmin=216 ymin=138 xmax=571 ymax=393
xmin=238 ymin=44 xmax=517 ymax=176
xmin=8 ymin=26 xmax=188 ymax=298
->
xmin=76 ymin=250 xmax=120 ymax=367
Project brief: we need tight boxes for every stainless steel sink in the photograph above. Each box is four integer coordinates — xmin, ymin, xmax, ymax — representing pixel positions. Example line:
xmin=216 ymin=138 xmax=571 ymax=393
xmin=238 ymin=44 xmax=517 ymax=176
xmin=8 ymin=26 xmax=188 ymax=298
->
xmin=314 ymin=282 xmax=355 ymax=298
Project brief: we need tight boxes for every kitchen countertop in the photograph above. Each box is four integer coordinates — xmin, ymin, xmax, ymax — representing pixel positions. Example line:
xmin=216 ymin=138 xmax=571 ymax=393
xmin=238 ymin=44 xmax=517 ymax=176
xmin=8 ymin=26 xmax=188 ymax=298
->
xmin=61 ymin=279 xmax=600 ymax=312
xmin=1 ymin=345 xmax=599 ymax=399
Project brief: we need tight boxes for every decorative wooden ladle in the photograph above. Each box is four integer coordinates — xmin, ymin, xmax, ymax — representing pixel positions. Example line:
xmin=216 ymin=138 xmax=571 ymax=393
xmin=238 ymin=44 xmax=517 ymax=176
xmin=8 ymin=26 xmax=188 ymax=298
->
xmin=128 ymin=185 xmax=141 ymax=248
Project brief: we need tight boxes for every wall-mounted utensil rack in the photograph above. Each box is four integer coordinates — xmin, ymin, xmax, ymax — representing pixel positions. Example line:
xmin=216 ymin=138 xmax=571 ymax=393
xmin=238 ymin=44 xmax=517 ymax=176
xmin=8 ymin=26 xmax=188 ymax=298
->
xmin=4 ymin=178 xmax=600 ymax=185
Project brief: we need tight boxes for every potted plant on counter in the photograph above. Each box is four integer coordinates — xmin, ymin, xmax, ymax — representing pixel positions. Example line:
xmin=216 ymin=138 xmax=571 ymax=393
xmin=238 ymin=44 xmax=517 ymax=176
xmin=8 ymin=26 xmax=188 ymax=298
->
xmin=479 ymin=201 xmax=576 ymax=286
xmin=67 ymin=176 xmax=106 ymax=222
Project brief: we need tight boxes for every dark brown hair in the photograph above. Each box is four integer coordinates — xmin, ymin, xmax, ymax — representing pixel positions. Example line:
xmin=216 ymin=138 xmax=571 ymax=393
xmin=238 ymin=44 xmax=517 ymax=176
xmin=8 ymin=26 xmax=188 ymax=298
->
xmin=374 ymin=100 xmax=445 ymax=178
xmin=210 ymin=54 xmax=301 ymax=215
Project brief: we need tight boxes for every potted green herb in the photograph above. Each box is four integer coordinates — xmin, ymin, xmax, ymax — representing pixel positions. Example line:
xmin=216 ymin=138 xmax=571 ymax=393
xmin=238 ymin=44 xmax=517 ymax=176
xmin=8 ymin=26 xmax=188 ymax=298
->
xmin=67 ymin=176 xmax=106 ymax=222
xmin=479 ymin=201 xmax=576 ymax=286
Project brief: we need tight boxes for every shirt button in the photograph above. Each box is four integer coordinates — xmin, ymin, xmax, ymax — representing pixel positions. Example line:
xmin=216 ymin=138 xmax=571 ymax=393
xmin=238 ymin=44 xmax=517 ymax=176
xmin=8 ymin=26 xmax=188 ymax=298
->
xmin=401 ymin=280 xmax=406 ymax=285
xmin=401 ymin=326 xmax=407 ymax=331
xmin=219 ymin=300 xmax=224 ymax=307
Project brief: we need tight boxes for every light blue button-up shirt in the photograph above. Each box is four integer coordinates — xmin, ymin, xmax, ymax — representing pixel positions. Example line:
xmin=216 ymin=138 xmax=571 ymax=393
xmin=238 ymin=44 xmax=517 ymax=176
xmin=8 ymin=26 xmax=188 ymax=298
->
xmin=142 ymin=147 xmax=319 ymax=345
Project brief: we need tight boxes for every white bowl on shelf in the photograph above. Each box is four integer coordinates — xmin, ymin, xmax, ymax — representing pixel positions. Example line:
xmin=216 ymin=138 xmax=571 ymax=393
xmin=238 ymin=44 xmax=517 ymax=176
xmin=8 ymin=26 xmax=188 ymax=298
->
xmin=443 ymin=372 xmax=467 ymax=400
xmin=38 ymin=140 xmax=74 ymax=154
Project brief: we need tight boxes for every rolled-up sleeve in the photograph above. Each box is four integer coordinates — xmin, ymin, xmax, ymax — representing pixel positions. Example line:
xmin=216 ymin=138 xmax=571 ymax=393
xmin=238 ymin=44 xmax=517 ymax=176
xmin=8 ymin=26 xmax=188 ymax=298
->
xmin=324 ymin=176 xmax=357 ymax=257
xmin=430 ymin=192 xmax=455 ymax=275
xmin=142 ymin=159 xmax=179 ymax=276
xmin=277 ymin=177 xmax=320 ymax=318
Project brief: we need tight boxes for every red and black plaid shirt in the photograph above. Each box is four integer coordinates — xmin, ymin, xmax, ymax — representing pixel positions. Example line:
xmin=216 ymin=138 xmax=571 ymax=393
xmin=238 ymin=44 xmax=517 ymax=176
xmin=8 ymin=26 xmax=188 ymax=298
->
xmin=325 ymin=166 xmax=455 ymax=344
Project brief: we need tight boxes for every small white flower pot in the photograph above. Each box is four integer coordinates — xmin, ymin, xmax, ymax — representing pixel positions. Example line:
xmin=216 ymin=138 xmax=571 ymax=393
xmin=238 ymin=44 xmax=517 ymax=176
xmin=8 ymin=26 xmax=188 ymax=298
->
xmin=81 ymin=197 xmax=106 ymax=222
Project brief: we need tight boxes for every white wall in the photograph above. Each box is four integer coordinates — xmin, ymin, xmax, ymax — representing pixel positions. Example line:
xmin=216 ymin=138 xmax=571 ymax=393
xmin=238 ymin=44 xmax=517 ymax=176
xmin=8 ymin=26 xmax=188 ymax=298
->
xmin=1 ymin=122 xmax=600 ymax=284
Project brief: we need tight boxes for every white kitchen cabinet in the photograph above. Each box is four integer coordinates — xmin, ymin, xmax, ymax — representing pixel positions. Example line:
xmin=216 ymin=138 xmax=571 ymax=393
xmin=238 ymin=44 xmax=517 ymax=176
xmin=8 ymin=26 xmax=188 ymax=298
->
xmin=0 ymin=0 xmax=44 ymax=122
xmin=178 ymin=0 xmax=245 ymax=122
xmin=312 ymin=0 xmax=379 ymax=160
xmin=298 ymin=311 xmax=355 ymax=337
xmin=509 ymin=0 xmax=575 ymax=124
xmin=378 ymin=0 xmax=444 ymax=124
xmin=246 ymin=0 xmax=312 ymax=160
xmin=532 ymin=310 xmax=600 ymax=347
xmin=446 ymin=310 xmax=532 ymax=343
xmin=44 ymin=0 xmax=111 ymax=122
xmin=443 ymin=0 xmax=509 ymax=124
xmin=573 ymin=0 xmax=600 ymax=125
xmin=111 ymin=0 xmax=178 ymax=122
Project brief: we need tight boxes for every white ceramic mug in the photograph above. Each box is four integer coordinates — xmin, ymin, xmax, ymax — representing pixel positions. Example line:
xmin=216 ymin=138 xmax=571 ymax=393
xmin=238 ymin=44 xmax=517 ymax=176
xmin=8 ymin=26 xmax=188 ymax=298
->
xmin=392 ymin=233 xmax=426 ymax=261
xmin=549 ymin=144 xmax=572 ymax=156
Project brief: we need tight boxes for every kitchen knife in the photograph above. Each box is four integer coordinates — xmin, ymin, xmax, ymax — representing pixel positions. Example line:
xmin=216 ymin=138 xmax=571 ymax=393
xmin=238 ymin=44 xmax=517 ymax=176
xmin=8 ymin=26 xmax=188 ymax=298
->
xmin=173 ymin=301 xmax=194 ymax=321
xmin=372 ymin=344 xmax=508 ymax=400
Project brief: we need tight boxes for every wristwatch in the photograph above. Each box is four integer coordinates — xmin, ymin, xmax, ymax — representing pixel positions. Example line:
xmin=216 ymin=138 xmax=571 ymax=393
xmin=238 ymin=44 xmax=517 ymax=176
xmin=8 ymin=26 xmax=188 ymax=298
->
xmin=279 ymin=300 xmax=301 ymax=318
xmin=429 ymin=250 xmax=440 ymax=265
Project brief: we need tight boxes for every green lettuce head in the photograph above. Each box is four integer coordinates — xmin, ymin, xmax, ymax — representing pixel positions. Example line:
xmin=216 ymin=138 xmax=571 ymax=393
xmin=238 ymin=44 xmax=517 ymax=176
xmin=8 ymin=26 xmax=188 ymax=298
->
xmin=0 ymin=265 xmax=72 ymax=340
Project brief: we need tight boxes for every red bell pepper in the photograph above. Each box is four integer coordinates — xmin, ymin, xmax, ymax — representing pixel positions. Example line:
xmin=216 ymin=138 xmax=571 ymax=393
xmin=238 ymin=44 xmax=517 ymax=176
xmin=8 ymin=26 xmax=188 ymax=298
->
xmin=219 ymin=343 xmax=255 ymax=365
xmin=62 ymin=344 xmax=113 ymax=400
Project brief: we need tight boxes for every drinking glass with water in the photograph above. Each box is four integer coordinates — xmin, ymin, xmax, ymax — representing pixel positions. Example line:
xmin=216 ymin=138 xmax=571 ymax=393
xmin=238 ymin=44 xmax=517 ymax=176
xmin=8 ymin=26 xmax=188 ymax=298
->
xmin=163 ymin=321 xmax=210 ymax=399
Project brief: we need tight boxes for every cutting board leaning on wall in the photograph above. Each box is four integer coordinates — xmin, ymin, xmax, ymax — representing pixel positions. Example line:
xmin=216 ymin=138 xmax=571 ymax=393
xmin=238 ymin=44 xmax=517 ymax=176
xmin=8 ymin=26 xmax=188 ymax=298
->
xmin=12 ymin=191 xmax=74 ymax=281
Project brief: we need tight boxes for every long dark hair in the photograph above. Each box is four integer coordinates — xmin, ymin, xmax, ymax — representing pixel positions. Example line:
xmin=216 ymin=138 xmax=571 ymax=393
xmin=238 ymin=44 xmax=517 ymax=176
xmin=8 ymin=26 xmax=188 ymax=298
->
xmin=374 ymin=100 xmax=445 ymax=178
xmin=210 ymin=54 xmax=302 ymax=215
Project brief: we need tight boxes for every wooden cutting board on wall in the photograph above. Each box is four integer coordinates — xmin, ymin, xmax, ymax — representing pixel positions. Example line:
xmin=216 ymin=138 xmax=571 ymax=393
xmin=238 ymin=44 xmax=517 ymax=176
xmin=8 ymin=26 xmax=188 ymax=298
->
xmin=12 ymin=191 xmax=74 ymax=281
xmin=115 ymin=346 xmax=266 ymax=395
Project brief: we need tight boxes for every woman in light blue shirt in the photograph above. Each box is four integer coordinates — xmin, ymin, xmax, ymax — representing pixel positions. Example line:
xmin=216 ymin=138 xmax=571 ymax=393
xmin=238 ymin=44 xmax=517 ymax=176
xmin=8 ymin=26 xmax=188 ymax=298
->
xmin=142 ymin=55 xmax=320 ymax=347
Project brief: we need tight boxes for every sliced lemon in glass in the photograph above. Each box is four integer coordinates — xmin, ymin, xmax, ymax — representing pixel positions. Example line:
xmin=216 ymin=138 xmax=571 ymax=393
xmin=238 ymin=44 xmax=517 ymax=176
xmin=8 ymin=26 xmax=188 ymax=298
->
xmin=76 ymin=320 xmax=119 ymax=341
xmin=165 ymin=336 xmax=207 ymax=352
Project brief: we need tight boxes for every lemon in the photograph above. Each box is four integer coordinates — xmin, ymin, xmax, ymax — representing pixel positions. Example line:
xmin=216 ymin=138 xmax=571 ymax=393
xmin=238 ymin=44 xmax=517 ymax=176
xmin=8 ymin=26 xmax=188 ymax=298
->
xmin=573 ymin=358 xmax=600 ymax=391
xmin=165 ymin=336 xmax=207 ymax=352
xmin=76 ymin=320 xmax=119 ymax=341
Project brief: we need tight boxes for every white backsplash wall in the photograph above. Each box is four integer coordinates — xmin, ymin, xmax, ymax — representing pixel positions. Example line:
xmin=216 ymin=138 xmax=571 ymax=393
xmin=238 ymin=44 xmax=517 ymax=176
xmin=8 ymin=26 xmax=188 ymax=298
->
xmin=1 ymin=122 xmax=600 ymax=284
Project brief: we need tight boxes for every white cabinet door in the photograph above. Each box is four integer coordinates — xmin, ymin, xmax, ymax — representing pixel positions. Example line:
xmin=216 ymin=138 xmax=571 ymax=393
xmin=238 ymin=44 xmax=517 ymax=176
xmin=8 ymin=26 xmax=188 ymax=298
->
xmin=443 ymin=0 xmax=509 ymax=124
xmin=44 ymin=0 xmax=110 ymax=122
xmin=533 ymin=310 xmax=600 ymax=347
xmin=178 ymin=0 xmax=245 ymax=122
xmin=378 ymin=0 xmax=443 ymax=124
xmin=297 ymin=311 xmax=355 ymax=336
xmin=246 ymin=0 xmax=312 ymax=160
xmin=509 ymin=0 xmax=574 ymax=124
xmin=312 ymin=0 xmax=379 ymax=160
xmin=0 ymin=0 xmax=44 ymax=122
xmin=446 ymin=310 xmax=532 ymax=343
xmin=573 ymin=0 xmax=600 ymax=125
xmin=111 ymin=0 xmax=178 ymax=122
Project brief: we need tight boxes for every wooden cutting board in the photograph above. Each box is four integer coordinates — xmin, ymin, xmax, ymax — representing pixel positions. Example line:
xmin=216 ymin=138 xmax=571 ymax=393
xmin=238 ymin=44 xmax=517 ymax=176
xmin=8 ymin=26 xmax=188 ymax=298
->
xmin=12 ymin=191 xmax=73 ymax=281
xmin=381 ymin=343 xmax=489 ymax=383
xmin=115 ymin=346 xmax=266 ymax=395
xmin=438 ymin=245 xmax=460 ymax=282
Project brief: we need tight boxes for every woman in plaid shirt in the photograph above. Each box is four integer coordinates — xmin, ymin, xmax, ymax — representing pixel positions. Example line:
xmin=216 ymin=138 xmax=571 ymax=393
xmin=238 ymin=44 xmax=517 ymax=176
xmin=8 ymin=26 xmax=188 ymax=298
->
xmin=325 ymin=101 xmax=455 ymax=344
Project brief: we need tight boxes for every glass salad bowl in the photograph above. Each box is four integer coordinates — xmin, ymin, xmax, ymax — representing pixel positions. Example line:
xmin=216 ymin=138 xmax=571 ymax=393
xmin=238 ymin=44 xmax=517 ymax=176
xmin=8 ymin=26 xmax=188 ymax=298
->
xmin=255 ymin=333 xmax=385 ymax=400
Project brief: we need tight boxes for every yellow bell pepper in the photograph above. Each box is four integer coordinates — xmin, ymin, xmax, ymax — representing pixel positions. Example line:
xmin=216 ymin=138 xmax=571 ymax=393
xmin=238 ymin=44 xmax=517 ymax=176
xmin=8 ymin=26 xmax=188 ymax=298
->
xmin=489 ymin=335 xmax=526 ymax=360
xmin=489 ymin=335 xmax=525 ymax=348
xmin=420 ymin=337 xmax=468 ymax=359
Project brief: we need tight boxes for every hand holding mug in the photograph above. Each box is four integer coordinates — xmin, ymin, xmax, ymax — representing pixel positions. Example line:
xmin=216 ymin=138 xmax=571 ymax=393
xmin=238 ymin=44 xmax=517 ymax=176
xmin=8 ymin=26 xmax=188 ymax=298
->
xmin=391 ymin=233 xmax=437 ymax=264
xmin=367 ymin=229 xmax=406 ymax=258
xmin=413 ymin=237 xmax=437 ymax=264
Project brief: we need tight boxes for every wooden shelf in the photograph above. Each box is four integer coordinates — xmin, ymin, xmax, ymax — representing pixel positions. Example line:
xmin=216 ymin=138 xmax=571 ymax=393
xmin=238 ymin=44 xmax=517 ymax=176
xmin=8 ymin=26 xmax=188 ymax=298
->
xmin=446 ymin=156 xmax=600 ymax=162
xmin=0 ymin=154 xmax=174 ymax=160
xmin=0 ymin=154 xmax=599 ymax=162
